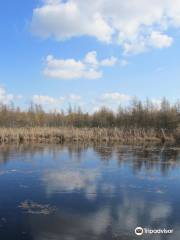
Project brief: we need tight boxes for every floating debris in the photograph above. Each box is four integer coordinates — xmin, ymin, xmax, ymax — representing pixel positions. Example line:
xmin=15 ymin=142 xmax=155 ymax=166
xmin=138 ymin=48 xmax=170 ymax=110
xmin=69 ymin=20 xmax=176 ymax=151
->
xmin=18 ymin=200 xmax=56 ymax=215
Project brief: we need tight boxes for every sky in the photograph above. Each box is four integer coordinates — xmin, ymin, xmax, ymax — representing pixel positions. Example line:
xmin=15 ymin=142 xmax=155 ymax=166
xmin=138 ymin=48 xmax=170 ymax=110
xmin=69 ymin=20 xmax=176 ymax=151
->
xmin=0 ymin=0 xmax=180 ymax=112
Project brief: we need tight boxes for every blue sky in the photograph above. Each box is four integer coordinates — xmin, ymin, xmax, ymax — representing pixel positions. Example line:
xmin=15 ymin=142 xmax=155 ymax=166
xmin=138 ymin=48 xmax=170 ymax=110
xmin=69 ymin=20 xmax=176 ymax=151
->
xmin=0 ymin=0 xmax=180 ymax=112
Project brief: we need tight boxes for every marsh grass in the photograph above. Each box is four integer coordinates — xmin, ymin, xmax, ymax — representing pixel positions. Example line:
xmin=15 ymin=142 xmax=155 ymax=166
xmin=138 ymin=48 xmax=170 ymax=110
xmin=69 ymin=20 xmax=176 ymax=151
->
xmin=0 ymin=127 xmax=175 ymax=144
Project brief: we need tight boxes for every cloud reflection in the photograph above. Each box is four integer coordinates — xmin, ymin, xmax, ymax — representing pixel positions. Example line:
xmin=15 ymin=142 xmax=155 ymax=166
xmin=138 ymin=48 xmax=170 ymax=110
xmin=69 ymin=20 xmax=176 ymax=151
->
xmin=29 ymin=193 xmax=175 ymax=240
xmin=43 ymin=169 xmax=100 ymax=199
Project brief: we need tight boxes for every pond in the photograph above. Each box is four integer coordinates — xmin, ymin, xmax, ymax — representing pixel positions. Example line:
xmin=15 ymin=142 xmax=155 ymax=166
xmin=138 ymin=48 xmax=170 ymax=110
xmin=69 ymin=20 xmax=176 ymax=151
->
xmin=0 ymin=144 xmax=180 ymax=240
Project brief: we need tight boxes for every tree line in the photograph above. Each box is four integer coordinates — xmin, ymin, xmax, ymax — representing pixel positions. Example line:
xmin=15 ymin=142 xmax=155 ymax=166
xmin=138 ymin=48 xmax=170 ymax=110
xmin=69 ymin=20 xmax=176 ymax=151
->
xmin=0 ymin=98 xmax=180 ymax=130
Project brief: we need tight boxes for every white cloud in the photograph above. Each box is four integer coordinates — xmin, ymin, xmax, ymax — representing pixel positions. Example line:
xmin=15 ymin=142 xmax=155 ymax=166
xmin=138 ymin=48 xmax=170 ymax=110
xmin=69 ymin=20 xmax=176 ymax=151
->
xmin=32 ymin=94 xmax=82 ymax=110
xmin=31 ymin=92 xmax=133 ymax=113
xmin=43 ymin=51 xmax=117 ymax=80
xmin=89 ymin=92 xmax=132 ymax=113
xmin=123 ymin=41 xmax=147 ymax=55
xmin=100 ymin=92 xmax=131 ymax=102
xmin=68 ymin=94 xmax=81 ymax=101
xmin=31 ymin=0 xmax=179 ymax=53
xmin=84 ymin=51 xmax=99 ymax=66
xmin=31 ymin=0 xmax=113 ymax=43
xmin=32 ymin=95 xmax=57 ymax=105
xmin=0 ymin=87 xmax=14 ymax=105
xmin=100 ymin=57 xmax=117 ymax=67
xmin=149 ymin=31 xmax=173 ymax=49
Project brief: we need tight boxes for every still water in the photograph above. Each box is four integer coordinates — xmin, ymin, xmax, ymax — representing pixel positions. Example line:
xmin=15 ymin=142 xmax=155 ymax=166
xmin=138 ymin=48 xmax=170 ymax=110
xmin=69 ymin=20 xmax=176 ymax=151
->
xmin=0 ymin=144 xmax=180 ymax=240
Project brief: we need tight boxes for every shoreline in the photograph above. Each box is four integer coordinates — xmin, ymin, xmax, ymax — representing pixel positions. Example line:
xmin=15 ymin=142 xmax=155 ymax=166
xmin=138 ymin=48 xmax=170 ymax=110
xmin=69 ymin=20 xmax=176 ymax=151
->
xmin=0 ymin=127 xmax=176 ymax=145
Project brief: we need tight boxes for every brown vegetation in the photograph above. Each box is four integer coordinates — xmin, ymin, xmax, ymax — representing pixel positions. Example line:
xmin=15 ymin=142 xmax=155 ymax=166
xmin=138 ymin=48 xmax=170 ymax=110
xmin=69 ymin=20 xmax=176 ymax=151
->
xmin=0 ymin=97 xmax=179 ymax=144
xmin=0 ymin=127 xmax=175 ymax=144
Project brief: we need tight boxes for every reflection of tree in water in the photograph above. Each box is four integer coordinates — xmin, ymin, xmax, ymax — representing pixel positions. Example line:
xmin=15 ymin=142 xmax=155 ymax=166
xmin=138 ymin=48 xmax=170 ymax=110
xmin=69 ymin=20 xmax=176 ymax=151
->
xmin=92 ymin=144 xmax=180 ymax=175
xmin=0 ymin=143 xmax=180 ymax=175
xmin=0 ymin=143 xmax=90 ymax=166
xmin=115 ymin=145 xmax=133 ymax=166
xmin=115 ymin=145 xmax=180 ymax=175
xmin=67 ymin=143 xmax=89 ymax=163
xmin=0 ymin=144 xmax=45 ymax=165
xmin=93 ymin=144 xmax=114 ymax=162
xmin=160 ymin=147 xmax=180 ymax=175
xmin=0 ymin=145 xmax=12 ymax=165
xmin=0 ymin=144 xmax=48 ymax=165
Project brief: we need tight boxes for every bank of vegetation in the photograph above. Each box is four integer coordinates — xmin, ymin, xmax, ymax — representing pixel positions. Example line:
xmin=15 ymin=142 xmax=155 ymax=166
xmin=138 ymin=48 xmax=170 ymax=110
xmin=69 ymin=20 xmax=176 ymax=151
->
xmin=0 ymin=98 xmax=180 ymax=144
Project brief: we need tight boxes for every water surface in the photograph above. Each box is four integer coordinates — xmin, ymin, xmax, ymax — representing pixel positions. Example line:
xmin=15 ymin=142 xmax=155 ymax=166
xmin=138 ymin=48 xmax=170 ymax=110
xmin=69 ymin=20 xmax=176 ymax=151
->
xmin=0 ymin=144 xmax=180 ymax=240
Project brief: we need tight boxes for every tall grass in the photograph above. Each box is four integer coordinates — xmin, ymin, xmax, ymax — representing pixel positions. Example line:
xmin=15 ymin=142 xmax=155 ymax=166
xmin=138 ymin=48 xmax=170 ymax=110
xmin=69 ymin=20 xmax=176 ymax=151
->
xmin=0 ymin=127 xmax=175 ymax=144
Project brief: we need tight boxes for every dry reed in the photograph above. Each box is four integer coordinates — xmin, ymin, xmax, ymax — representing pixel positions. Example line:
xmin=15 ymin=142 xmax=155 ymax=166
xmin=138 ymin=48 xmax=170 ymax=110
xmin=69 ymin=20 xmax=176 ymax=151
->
xmin=0 ymin=127 xmax=175 ymax=144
